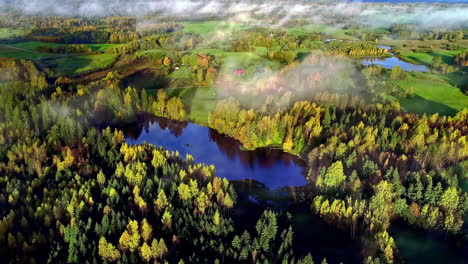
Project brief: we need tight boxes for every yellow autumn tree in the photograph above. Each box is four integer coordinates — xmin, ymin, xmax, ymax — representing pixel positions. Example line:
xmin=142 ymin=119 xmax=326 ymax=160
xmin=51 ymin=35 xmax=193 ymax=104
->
xmin=98 ymin=237 xmax=121 ymax=262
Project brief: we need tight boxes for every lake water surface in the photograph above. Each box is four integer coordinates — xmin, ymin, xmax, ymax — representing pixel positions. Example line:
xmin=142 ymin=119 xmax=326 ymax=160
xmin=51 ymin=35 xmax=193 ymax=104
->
xmin=124 ymin=116 xmax=467 ymax=264
xmin=361 ymin=45 xmax=430 ymax=72
xmin=125 ymin=117 xmax=308 ymax=190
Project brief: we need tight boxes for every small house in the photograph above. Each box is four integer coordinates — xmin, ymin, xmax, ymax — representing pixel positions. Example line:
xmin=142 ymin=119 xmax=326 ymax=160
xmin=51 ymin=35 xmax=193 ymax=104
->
xmin=234 ymin=69 xmax=246 ymax=76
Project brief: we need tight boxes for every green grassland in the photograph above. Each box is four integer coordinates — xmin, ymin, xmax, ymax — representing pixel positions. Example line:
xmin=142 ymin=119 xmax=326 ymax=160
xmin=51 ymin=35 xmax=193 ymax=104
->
xmin=182 ymin=21 xmax=249 ymax=36
xmin=400 ymin=50 xmax=468 ymax=65
xmin=166 ymin=85 xmax=218 ymax=125
xmin=0 ymin=46 xmax=56 ymax=60
xmin=44 ymin=53 xmax=119 ymax=76
xmin=168 ymin=67 xmax=192 ymax=79
xmin=0 ymin=41 xmax=117 ymax=60
xmin=379 ymin=39 xmax=468 ymax=53
xmin=136 ymin=49 xmax=166 ymax=61
xmin=146 ymin=85 xmax=218 ymax=125
xmin=86 ymin=44 xmax=117 ymax=52
xmin=9 ymin=41 xmax=116 ymax=51
xmin=9 ymin=41 xmax=63 ymax=50
xmin=285 ymin=24 xmax=389 ymax=39
xmin=0 ymin=28 xmax=29 ymax=40
xmin=395 ymin=72 xmax=468 ymax=116
xmin=185 ymin=48 xmax=281 ymax=73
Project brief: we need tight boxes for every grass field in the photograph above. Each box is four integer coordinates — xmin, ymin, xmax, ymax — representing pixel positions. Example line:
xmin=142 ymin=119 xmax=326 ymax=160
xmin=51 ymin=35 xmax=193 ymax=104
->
xmin=168 ymin=67 xmax=192 ymax=79
xmin=9 ymin=41 xmax=63 ymax=50
xmin=285 ymin=25 xmax=354 ymax=39
xmin=395 ymin=72 xmax=468 ymax=116
xmin=0 ymin=28 xmax=29 ymax=40
xmin=182 ymin=21 xmax=248 ymax=36
xmin=0 ymin=46 xmax=56 ymax=60
xmin=285 ymin=24 xmax=389 ymax=40
xmin=136 ymin=49 xmax=166 ymax=61
xmin=379 ymin=39 xmax=468 ymax=53
xmin=400 ymin=50 xmax=468 ymax=65
xmin=8 ymin=41 xmax=116 ymax=51
xmin=44 ymin=53 xmax=119 ymax=76
xmin=188 ymin=48 xmax=281 ymax=72
xmin=0 ymin=41 xmax=117 ymax=60
xmin=168 ymin=86 xmax=218 ymax=125
xmin=86 ymin=44 xmax=117 ymax=52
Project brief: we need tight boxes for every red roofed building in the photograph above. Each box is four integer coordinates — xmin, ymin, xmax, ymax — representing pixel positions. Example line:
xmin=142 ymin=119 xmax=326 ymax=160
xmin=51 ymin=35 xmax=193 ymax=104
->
xmin=234 ymin=69 xmax=246 ymax=76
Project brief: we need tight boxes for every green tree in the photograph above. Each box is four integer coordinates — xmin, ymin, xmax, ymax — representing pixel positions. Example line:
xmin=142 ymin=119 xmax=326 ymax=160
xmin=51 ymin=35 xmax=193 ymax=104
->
xmin=319 ymin=161 xmax=346 ymax=191
xmin=390 ymin=66 xmax=406 ymax=80
xmin=440 ymin=187 xmax=459 ymax=212
xmin=162 ymin=210 xmax=172 ymax=229
xmin=97 ymin=170 xmax=106 ymax=186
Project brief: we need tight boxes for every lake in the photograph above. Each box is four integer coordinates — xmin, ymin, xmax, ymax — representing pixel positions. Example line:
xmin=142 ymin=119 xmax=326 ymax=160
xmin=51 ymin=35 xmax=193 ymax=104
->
xmin=125 ymin=116 xmax=308 ymax=190
xmin=124 ymin=116 xmax=364 ymax=263
xmin=362 ymin=45 xmax=431 ymax=72
xmin=124 ymin=116 xmax=467 ymax=264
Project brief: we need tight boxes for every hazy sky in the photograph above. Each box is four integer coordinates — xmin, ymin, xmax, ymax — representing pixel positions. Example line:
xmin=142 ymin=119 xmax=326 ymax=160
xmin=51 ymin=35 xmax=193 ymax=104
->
xmin=0 ymin=0 xmax=467 ymax=29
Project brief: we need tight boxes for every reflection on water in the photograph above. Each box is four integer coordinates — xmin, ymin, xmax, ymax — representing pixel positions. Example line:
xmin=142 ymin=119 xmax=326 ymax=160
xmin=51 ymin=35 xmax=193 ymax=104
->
xmin=362 ymin=57 xmax=430 ymax=72
xmin=231 ymin=181 xmax=364 ymax=264
xmin=121 ymin=116 xmax=466 ymax=264
xmin=124 ymin=116 xmax=308 ymax=190
xmin=362 ymin=45 xmax=430 ymax=72
xmin=391 ymin=223 xmax=468 ymax=264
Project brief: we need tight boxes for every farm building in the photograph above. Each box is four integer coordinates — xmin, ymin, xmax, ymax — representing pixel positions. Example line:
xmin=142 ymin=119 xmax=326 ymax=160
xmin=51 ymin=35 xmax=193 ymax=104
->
xmin=234 ymin=69 xmax=246 ymax=76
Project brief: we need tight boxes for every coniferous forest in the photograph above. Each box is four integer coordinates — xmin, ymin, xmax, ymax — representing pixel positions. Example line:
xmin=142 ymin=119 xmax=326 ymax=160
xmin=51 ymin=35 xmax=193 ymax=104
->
xmin=0 ymin=1 xmax=467 ymax=264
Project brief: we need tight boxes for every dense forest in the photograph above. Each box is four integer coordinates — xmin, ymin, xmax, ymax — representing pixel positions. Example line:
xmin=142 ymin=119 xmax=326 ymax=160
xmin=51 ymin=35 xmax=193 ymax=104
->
xmin=0 ymin=1 xmax=467 ymax=264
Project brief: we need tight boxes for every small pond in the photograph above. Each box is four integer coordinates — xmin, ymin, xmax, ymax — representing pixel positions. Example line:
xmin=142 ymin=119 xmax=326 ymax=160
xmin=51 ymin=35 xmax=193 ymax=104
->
xmin=361 ymin=45 xmax=430 ymax=72
xmin=125 ymin=116 xmax=308 ymax=190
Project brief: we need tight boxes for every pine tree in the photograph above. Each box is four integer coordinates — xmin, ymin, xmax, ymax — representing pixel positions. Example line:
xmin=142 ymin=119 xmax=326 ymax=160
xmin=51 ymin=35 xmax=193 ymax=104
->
xmin=162 ymin=210 xmax=172 ymax=229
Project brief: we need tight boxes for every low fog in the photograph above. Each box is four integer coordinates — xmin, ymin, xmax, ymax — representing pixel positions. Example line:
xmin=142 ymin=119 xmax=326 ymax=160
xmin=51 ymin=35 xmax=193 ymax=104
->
xmin=1 ymin=0 xmax=467 ymax=29
xmin=216 ymin=52 xmax=368 ymax=109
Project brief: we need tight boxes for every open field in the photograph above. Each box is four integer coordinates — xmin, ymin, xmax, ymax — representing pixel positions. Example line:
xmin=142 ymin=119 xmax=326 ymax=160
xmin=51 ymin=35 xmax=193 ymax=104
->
xmin=0 ymin=41 xmax=117 ymax=60
xmin=166 ymin=85 xmax=218 ymax=124
xmin=8 ymin=41 xmax=116 ymax=51
xmin=285 ymin=24 xmax=389 ymax=39
xmin=394 ymin=72 xmax=468 ymax=116
xmin=189 ymin=49 xmax=280 ymax=70
xmin=0 ymin=46 xmax=57 ymax=60
xmin=136 ymin=49 xmax=166 ymax=61
xmin=168 ymin=67 xmax=192 ymax=79
xmin=182 ymin=21 xmax=249 ymax=36
xmin=400 ymin=50 xmax=468 ymax=65
xmin=0 ymin=28 xmax=29 ymax=40
xmin=379 ymin=39 xmax=468 ymax=53
xmin=44 ymin=53 xmax=119 ymax=76
xmin=145 ymin=85 xmax=218 ymax=125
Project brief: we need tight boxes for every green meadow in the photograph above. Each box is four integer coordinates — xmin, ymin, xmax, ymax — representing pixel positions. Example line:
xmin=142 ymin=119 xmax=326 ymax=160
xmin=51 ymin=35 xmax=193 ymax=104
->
xmin=0 ymin=28 xmax=29 ymax=39
xmin=395 ymin=72 xmax=468 ymax=116
xmin=182 ymin=21 xmax=249 ymax=36
xmin=0 ymin=41 xmax=117 ymax=60
xmin=165 ymin=85 xmax=218 ymax=125
xmin=44 ymin=53 xmax=119 ymax=76
xmin=400 ymin=50 xmax=468 ymax=65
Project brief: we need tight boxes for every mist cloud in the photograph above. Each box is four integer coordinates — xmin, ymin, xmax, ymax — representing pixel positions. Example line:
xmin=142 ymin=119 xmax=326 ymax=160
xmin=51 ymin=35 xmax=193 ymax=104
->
xmin=1 ymin=1 xmax=467 ymax=29
xmin=216 ymin=52 xmax=366 ymax=106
